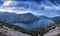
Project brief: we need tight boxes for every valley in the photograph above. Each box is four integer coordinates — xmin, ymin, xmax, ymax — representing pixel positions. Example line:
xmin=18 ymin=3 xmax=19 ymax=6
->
xmin=0 ymin=0 xmax=60 ymax=36
xmin=0 ymin=12 xmax=60 ymax=36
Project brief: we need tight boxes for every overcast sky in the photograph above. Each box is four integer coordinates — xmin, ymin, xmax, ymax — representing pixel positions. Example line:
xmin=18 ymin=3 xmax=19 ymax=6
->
xmin=0 ymin=0 xmax=60 ymax=17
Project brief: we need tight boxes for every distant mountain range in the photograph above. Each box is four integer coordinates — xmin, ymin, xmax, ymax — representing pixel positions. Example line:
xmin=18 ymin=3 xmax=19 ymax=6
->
xmin=0 ymin=12 xmax=60 ymax=23
xmin=0 ymin=12 xmax=60 ymax=30
xmin=0 ymin=12 xmax=39 ymax=23
xmin=52 ymin=16 xmax=60 ymax=22
xmin=39 ymin=16 xmax=60 ymax=22
xmin=39 ymin=16 xmax=51 ymax=19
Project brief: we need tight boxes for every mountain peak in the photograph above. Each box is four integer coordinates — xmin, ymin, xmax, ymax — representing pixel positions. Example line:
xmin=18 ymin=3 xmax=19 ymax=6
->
xmin=0 ymin=12 xmax=39 ymax=23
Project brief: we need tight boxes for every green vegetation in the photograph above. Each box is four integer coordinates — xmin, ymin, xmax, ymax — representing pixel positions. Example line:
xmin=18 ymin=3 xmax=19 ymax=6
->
xmin=32 ymin=23 xmax=57 ymax=36
xmin=0 ymin=20 xmax=60 ymax=36
xmin=0 ymin=21 xmax=35 ymax=35
xmin=56 ymin=34 xmax=60 ymax=36
xmin=55 ymin=20 xmax=60 ymax=25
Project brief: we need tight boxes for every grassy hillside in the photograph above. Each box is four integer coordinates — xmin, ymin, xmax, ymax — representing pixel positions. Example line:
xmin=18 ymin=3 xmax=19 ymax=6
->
xmin=1 ymin=20 xmax=60 ymax=36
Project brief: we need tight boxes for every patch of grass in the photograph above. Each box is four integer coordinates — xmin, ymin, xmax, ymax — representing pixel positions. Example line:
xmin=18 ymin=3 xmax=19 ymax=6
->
xmin=0 ymin=21 xmax=34 ymax=35
xmin=56 ymin=34 xmax=60 ymax=36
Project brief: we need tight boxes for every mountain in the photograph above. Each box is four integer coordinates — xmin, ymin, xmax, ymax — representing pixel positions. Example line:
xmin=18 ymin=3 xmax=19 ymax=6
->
xmin=39 ymin=16 xmax=51 ymax=19
xmin=16 ymin=13 xmax=39 ymax=22
xmin=0 ymin=12 xmax=17 ymax=21
xmin=52 ymin=16 xmax=60 ymax=22
xmin=39 ymin=16 xmax=60 ymax=22
xmin=0 ymin=12 xmax=39 ymax=23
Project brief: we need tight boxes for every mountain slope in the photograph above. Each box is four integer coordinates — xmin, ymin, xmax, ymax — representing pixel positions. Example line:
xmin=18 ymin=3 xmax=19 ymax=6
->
xmin=0 ymin=12 xmax=39 ymax=23
xmin=39 ymin=16 xmax=51 ymax=19
xmin=52 ymin=16 xmax=60 ymax=22
xmin=44 ymin=26 xmax=60 ymax=36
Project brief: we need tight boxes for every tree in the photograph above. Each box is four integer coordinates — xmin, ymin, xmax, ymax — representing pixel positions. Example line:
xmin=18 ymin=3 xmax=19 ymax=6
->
xmin=55 ymin=20 xmax=60 ymax=25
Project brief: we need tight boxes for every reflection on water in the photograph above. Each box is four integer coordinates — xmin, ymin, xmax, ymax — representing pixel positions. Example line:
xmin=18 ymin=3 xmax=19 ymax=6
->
xmin=11 ymin=19 xmax=54 ymax=30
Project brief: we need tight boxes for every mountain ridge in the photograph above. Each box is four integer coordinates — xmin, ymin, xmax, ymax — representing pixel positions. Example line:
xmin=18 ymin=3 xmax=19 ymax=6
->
xmin=0 ymin=12 xmax=60 ymax=23
xmin=0 ymin=12 xmax=39 ymax=23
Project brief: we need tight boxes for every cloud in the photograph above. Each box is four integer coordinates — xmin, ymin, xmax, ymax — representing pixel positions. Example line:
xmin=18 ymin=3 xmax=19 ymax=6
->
xmin=0 ymin=0 xmax=4 ymax=5
xmin=2 ymin=1 xmax=12 ymax=6
xmin=0 ymin=0 xmax=60 ymax=17
xmin=0 ymin=0 xmax=34 ymax=14
xmin=0 ymin=7 xmax=34 ymax=14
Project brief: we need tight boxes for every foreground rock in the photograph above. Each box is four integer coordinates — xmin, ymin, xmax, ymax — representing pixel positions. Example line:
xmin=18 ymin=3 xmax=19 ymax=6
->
xmin=44 ymin=26 xmax=60 ymax=36
xmin=1 ymin=25 xmax=31 ymax=36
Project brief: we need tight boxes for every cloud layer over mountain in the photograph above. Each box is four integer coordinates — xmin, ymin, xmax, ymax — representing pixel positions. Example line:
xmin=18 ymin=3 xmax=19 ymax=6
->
xmin=0 ymin=0 xmax=60 ymax=17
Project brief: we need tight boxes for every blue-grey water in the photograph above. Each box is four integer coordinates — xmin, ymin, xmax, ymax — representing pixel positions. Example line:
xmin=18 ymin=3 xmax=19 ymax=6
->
xmin=11 ymin=19 xmax=54 ymax=30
